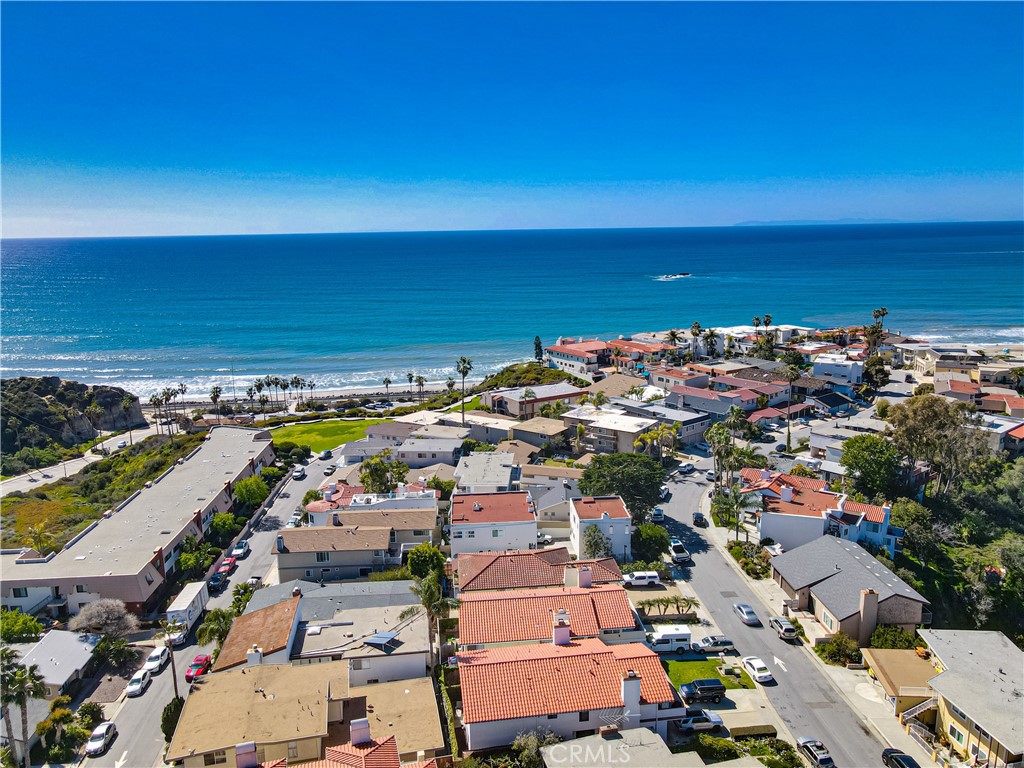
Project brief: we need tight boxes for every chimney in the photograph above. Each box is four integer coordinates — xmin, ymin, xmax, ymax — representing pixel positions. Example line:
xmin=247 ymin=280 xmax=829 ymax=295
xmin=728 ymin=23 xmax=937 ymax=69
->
xmin=276 ymin=535 xmax=286 ymax=552
xmin=552 ymin=609 xmax=571 ymax=645
xmin=564 ymin=565 xmax=579 ymax=588
xmin=780 ymin=485 xmax=793 ymax=503
xmin=620 ymin=670 xmax=642 ymax=719
xmin=579 ymin=565 xmax=592 ymax=588
xmin=858 ymin=589 xmax=879 ymax=647
xmin=836 ymin=496 xmax=846 ymax=511
xmin=329 ymin=482 xmax=337 ymax=492
xmin=563 ymin=480 xmax=572 ymax=501
xmin=324 ymin=489 xmax=334 ymax=504
xmin=350 ymin=717 xmax=372 ymax=746
xmin=292 ymin=586 xmax=302 ymax=598
xmin=235 ymin=742 xmax=258 ymax=768
xmin=246 ymin=644 xmax=263 ymax=667
xmin=332 ymin=512 xmax=340 ymax=526
xmin=761 ymin=468 xmax=771 ymax=480
xmin=396 ymin=482 xmax=405 ymax=495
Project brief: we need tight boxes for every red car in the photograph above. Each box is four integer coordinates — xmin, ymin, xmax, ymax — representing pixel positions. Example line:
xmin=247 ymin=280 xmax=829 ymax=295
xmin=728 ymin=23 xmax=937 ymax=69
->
xmin=217 ymin=558 xmax=236 ymax=576
xmin=185 ymin=654 xmax=211 ymax=682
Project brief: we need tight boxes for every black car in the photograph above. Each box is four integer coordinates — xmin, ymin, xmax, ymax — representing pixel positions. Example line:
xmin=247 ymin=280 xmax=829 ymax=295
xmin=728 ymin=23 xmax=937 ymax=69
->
xmin=692 ymin=511 xmax=707 ymax=527
xmin=678 ymin=678 xmax=726 ymax=704
xmin=208 ymin=572 xmax=228 ymax=593
xmin=882 ymin=750 xmax=922 ymax=768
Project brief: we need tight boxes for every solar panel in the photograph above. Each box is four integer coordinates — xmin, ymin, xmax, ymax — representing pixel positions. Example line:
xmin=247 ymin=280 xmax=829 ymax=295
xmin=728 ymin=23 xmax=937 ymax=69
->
xmin=365 ymin=631 xmax=399 ymax=647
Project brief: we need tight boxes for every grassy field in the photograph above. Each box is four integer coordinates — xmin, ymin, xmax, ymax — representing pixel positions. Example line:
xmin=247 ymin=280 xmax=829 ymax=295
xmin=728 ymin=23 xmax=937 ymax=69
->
xmin=446 ymin=396 xmax=482 ymax=413
xmin=270 ymin=418 xmax=386 ymax=453
xmin=662 ymin=657 xmax=756 ymax=690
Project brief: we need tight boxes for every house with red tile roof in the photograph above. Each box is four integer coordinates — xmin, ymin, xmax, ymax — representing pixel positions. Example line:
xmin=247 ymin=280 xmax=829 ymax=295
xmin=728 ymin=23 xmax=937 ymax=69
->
xmin=262 ymin=735 xmax=440 ymax=768
xmin=456 ymin=636 xmax=683 ymax=750
xmin=739 ymin=468 xmax=903 ymax=557
xmin=458 ymin=584 xmax=644 ymax=648
xmin=545 ymin=338 xmax=610 ymax=379
xmin=645 ymin=367 xmax=709 ymax=391
xmin=449 ymin=492 xmax=537 ymax=557
xmin=570 ymin=496 xmax=631 ymax=561
xmin=667 ymin=385 xmax=761 ymax=418
xmin=455 ymin=547 xmax=622 ymax=593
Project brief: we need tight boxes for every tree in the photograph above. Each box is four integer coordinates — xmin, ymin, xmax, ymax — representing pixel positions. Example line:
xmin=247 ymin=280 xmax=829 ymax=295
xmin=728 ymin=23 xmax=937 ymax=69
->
xmin=69 ymin=598 xmax=139 ymax=638
xmin=21 ymin=523 xmax=55 ymax=556
xmin=161 ymin=696 xmax=185 ymax=743
xmin=588 ymin=390 xmax=609 ymax=408
xmin=209 ymin=512 xmax=242 ymax=546
xmin=581 ymin=525 xmax=613 ymax=558
xmin=632 ymin=523 xmax=671 ymax=562
xmin=690 ymin=321 xmax=702 ymax=360
xmin=407 ymin=371 xmax=414 ymax=395
xmin=817 ymin=631 xmax=861 ymax=666
xmin=779 ymin=349 xmax=806 ymax=368
xmin=702 ymin=327 xmax=718 ymax=358
xmin=579 ymin=453 xmax=664 ymax=524
xmin=446 ymin=377 xmax=456 ymax=397
xmin=196 ymin=608 xmax=234 ymax=649
xmin=399 ymin=570 xmax=457 ymax=665
xmin=93 ymin=636 xmax=137 ymax=670
xmin=7 ymin=663 xmax=47 ymax=768
xmin=231 ymin=583 xmax=257 ymax=616
xmin=664 ymin=328 xmax=681 ymax=347
xmin=359 ymin=449 xmax=410 ymax=494
xmin=889 ymin=498 xmax=943 ymax=563
xmin=1010 ymin=366 xmax=1024 ymax=393
xmin=426 ymin=476 xmax=455 ymax=500
xmin=209 ymin=385 xmax=222 ymax=423
xmin=0 ymin=646 xmax=21 ymax=767
xmin=120 ymin=395 xmax=136 ymax=445
xmin=382 ymin=377 xmax=392 ymax=399
xmin=840 ymin=434 xmax=901 ymax=499
xmin=875 ymin=398 xmax=891 ymax=420
xmin=84 ymin=403 xmax=105 ymax=441
xmin=0 ymin=610 xmax=42 ymax=644
xmin=233 ymin=475 xmax=270 ymax=508
xmin=781 ymin=365 xmax=803 ymax=451
xmin=415 ymin=375 xmax=426 ymax=402
xmin=513 ymin=729 xmax=561 ymax=768
xmin=302 ymin=488 xmax=323 ymax=506
xmin=863 ymin=355 xmax=890 ymax=391
xmin=869 ymin=625 xmax=917 ymax=649
xmin=712 ymin=484 xmax=762 ymax=540
xmin=787 ymin=463 xmax=819 ymax=478
xmin=407 ymin=542 xmax=445 ymax=579
xmin=456 ymin=356 xmax=474 ymax=427
xmin=534 ymin=336 xmax=544 ymax=362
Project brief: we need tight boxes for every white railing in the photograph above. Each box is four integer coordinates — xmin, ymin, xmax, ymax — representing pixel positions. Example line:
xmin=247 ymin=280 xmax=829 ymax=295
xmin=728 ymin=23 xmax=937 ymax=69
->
xmin=901 ymin=696 xmax=939 ymax=723
xmin=899 ymin=686 xmax=935 ymax=697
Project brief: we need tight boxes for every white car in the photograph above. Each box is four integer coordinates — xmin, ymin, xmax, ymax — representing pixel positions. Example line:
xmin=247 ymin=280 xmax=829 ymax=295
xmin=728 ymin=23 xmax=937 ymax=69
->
xmin=741 ymin=656 xmax=774 ymax=683
xmin=85 ymin=722 xmax=117 ymax=757
xmin=231 ymin=540 xmax=250 ymax=558
xmin=679 ymin=463 xmax=695 ymax=474
xmin=116 ymin=440 xmax=127 ymax=449
xmin=142 ymin=646 xmax=169 ymax=674
xmin=292 ymin=467 xmax=306 ymax=480
xmin=125 ymin=669 xmax=151 ymax=697
xmin=537 ymin=532 xmax=553 ymax=545
xmin=704 ymin=469 xmax=716 ymax=481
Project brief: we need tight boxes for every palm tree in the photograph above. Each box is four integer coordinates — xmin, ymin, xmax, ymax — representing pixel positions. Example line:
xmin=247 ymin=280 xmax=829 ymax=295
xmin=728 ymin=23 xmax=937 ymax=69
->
xmin=196 ymin=608 xmax=235 ymax=651
xmin=8 ymin=663 xmax=47 ymax=768
xmin=258 ymin=394 xmax=269 ymax=416
xmin=752 ymin=316 xmax=762 ymax=338
xmin=308 ymin=380 xmax=317 ymax=405
xmin=246 ymin=386 xmax=256 ymax=412
xmin=690 ymin=321 xmax=702 ymax=360
xmin=713 ymin=483 xmax=763 ymax=542
xmin=178 ymin=383 xmax=188 ymax=423
xmin=407 ymin=372 xmax=414 ymax=396
xmin=763 ymin=313 xmax=773 ymax=333
xmin=415 ymin=375 xmax=426 ymax=402
xmin=589 ymin=390 xmax=610 ymax=407
xmin=1011 ymin=367 xmax=1024 ymax=394
xmin=1 ymin=647 xmax=21 ymax=768
xmin=702 ymin=328 xmax=718 ymax=358
xmin=280 ymin=379 xmax=289 ymax=404
xmin=253 ymin=378 xmax=264 ymax=401
xmin=382 ymin=377 xmax=392 ymax=400
xmin=399 ymin=571 xmax=457 ymax=667
xmin=84 ymin=403 xmax=105 ymax=443
xmin=162 ymin=388 xmax=178 ymax=434
xmin=612 ymin=346 xmax=623 ymax=373
xmin=6 ymin=417 xmax=22 ymax=454
xmin=209 ymin=385 xmax=223 ymax=424
xmin=153 ymin=619 xmax=185 ymax=700
xmin=147 ymin=396 xmax=163 ymax=437
xmin=665 ymin=328 xmax=682 ymax=347
xmin=121 ymin=395 xmax=136 ymax=445
xmin=456 ymin=357 xmax=473 ymax=427
xmin=575 ymin=423 xmax=587 ymax=453
xmin=446 ymin=377 xmax=456 ymax=398
xmin=22 ymin=523 xmax=55 ymax=555
xmin=782 ymin=364 xmax=803 ymax=451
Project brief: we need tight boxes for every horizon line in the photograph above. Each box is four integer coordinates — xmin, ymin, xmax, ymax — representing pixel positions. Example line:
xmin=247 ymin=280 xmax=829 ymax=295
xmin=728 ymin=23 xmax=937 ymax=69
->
xmin=3 ymin=217 xmax=1021 ymax=242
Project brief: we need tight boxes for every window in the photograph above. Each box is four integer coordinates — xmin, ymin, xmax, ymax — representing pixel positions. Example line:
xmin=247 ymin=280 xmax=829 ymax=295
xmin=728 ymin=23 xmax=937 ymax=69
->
xmin=867 ymin=523 xmax=880 ymax=533
xmin=305 ymin=570 xmax=315 ymax=578
xmin=491 ymin=529 xmax=503 ymax=537
xmin=822 ymin=613 xmax=835 ymax=631
xmin=414 ymin=530 xmax=428 ymax=536
xmin=949 ymin=703 xmax=969 ymax=721
xmin=315 ymin=551 xmax=330 ymax=563
xmin=351 ymin=659 xmax=365 ymax=670
xmin=204 ymin=751 xmax=227 ymax=766
xmin=12 ymin=588 xmax=27 ymax=598
xmin=76 ymin=585 xmax=88 ymax=593
xmin=948 ymin=724 xmax=965 ymax=745
xmin=287 ymin=743 xmax=299 ymax=759
xmin=579 ymin=711 xmax=590 ymax=722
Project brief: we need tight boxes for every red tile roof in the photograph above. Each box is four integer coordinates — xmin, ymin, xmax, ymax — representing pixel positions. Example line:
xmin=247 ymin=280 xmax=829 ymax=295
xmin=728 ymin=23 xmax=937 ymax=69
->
xmin=740 ymin=469 xmax=888 ymax=522
xmin=747 ymin=407 xmax=784 ymax=422
xmin=458 ymin=638 xmax=674 ymax=723
xmin=1008 ymin=424 xmax=1024 ymax=440
xmin=307 ymin=483 xmax=366 ymax=513
xmin=841 ymin=499 xmax=889 ymax=524
xmin=942 ymin=379 xmax=981 ymax=394
xmin=450 ymin=492 xmax=534 ymax=524
xmin=456 ymin=548 xmax=622 ymax=592
xmin=459 ymin=585 xmax=635 ymax=645
xmin=740 ymin=468 xmax=827 ymax=493
xmin=325 ymin=737 xmax=401 ymax=768
xmin=572 ymin=496 xmax=630 ymax=520
xmin=649 ymin=367 xmax=704 ymax=381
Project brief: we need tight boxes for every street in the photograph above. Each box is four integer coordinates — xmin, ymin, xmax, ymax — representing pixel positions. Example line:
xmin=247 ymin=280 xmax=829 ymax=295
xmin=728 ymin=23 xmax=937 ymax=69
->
xmin=661 ymin=454 xmax=885 ymax=766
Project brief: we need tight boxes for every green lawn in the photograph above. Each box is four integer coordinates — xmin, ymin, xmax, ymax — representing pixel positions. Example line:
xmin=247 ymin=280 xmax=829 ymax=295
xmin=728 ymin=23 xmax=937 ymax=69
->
xmin=446 ymin=396 xmax=482 ymax=413
xmin=662 ymin=658 xmax=756 ymax=690
xmin=270 ymin=419 xmax=386 ymax=453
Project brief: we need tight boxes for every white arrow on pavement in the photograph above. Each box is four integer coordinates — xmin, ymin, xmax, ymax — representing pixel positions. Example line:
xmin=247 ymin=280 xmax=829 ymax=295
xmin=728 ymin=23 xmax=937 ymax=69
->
xmin=772 ymin=656 xmax=788 ymax=673
xmin=114 ymin=751 xmax=129 ymax=768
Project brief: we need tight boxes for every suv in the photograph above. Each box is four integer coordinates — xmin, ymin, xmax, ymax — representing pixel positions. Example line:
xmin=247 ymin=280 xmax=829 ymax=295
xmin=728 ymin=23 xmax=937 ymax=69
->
xmin=882 ymin=750 xmax=923 ymax=768
xmin=797 ymin=738 xmax=835 ymax=767
xmin=692 ymin=511 xmax=707 ymax=527
xmin=679 ymin=678 xmax=727 ymax=705
xmin=679 ymin=462 xmax=695 ymax=474
xmin=671 ymin=542 xmax=691 ymax=564
xmin=768 ymin=616 xmax=798 ymax=640
xmin=691 ymin=636 xmax=734 ymax=654
xmin=622 ymin=571 xmax=661 ymax=587
xmin=292 ymin=466 xmax=306 ymax=480
xmin=650 ymin=508 xmax=665 ymax=523
xmin=675 ymin=707 xmax=724 ymax=735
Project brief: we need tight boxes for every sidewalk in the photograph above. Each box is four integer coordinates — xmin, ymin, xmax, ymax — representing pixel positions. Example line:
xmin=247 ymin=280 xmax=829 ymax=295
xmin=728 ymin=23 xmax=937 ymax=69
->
xmin=699 ymin=490 xmax=935 ymax=766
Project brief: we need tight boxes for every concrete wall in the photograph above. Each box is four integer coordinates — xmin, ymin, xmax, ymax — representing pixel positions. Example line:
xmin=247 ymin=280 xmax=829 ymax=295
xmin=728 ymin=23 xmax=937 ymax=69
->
xmin=450 ymin=519 xmax=537 ymax=557
xmin=571 ymin=515 xmax=631 ymax=561
xmin=758 ymin=513 xmax=825 ymax=552
xmin=180 ymin=736 xmax=322 ymax=768
xmin=276 ymin=550 xmax=383 ymax=582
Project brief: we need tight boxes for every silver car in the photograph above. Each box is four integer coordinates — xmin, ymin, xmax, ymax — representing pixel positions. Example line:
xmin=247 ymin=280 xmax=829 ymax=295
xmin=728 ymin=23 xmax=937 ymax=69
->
xmin=85 ymin=722 xmax=117 ymax=757
xmin=734 ymin=603 xmax=760 ymax=625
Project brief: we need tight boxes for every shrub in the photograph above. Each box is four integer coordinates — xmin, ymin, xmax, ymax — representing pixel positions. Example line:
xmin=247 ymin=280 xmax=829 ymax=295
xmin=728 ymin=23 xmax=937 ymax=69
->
xmin=75 ymin=702 xmax=105 ymax=729
xmin=816 ymin=631 xmax=862 ymax=666
xmin=161 ymin=696 xmax=184 ymax=742
xmin=368 ymin=567 xmax=413 ymax=581
xmin=870 ymin=625 xmax=918 ymax=649
xmin=695 ymin=734 xmax=741 ymax=761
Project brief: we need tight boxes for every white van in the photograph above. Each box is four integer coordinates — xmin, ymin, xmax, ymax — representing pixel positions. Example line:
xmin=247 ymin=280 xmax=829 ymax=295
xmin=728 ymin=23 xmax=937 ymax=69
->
xmin=792 ymin=457 xmax=822 ymax=472
xmin=647 ymin=625 xmax=692 ymax=653
xmin=623 ymin=571 xmax=662 ymax=587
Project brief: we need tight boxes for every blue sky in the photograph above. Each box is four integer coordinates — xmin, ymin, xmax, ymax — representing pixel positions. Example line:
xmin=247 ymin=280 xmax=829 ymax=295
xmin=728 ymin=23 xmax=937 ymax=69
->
xmin=2 ymin=2 xmax=1022 ymax=237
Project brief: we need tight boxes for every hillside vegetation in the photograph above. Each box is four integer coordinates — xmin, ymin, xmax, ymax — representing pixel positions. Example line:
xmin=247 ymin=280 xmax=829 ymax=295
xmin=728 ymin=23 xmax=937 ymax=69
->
xmin=470 ymin=362 xmax=587 ymax=394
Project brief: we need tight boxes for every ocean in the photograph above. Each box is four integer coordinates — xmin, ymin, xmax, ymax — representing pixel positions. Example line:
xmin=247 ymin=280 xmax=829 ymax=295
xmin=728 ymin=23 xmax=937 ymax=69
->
xmin=1 ymin=221 xmax=1022 ymax=398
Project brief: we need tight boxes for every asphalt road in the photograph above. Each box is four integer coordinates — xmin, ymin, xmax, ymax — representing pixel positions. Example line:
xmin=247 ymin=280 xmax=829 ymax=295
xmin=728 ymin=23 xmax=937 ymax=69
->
xmin=660 ymin=461 xmax=885 ymax=767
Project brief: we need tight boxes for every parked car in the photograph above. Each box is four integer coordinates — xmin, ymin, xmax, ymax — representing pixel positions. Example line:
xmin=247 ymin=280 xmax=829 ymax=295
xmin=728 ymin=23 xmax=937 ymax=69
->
xmin=691 ymin=636 xmax=734 ymax=654
xmin=694 ymin=442 xmax=711 ymax=452
xmin=125 ymin=669 xmax=151 ymax=697
xmin=671 ymin=542 xmax=691 ymax=564
xmin=116 ymin=440 xmax=127 ymax=449
xmin=246 ymin=575 xmax=263 ymax=588
xmin=704 ymin=469 xmax=715 ymax=481
xmin=678 ymin=678 xmax=726 ymax=704
xmin=319 ymin=449 xmax=333 ymax=460
xmin=209 ymin=572 xmax=228 ymax=593
xmin=85 ymin=723 xmax=117 ymax=757
xmin=774 ymin=443 xmax=787 ymax=453
xmin=219 ymin=557 xmax=237 ymax=573
xmin=768 ymin=616 xmax=799 ymax=640
xmin=675 ymin=707 xmax=724 ymax=735
xmin=231 ymin=540 xmax=250 ymax=559
xmin=679 ymin=463 xmax=695 ymax=474
xmin=659 ymin=485 xmax=670 ymax=500
xmin=650 ymin=508 xmax=665 ymax=523
xmin=185 ymin=654 xmax=212 ymax=683
xmin=286 ymin=512 xmax=303 ymax=528
xmin=537 ymin=532 xmax=553 ymax=545
xmin=622 ymin=571 xmax=661 ymax=587
xmin=741 ymin=656 xmax=773 ymax=683
xmin=692 ymin=511 xmax=707 ymax=527
xmin=292 ymin=467 xmax=306 ymax=480
xmin=323 ymin=464 xmax=336 ymax=475
xmin=143 ymin=646 xmax=169 ymax=673
xmin=734 ymin=603 xmax=760 ymax=625
xmin=882 ymin=750 xmax=922 ymax=768
xmin=758 ymin=433 xmax=775 ymax=443
xmin=797 ymin=738 xmax=835 ymax=767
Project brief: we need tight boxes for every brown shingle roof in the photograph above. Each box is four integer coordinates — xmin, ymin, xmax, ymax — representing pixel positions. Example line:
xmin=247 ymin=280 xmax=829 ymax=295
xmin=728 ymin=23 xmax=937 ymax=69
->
xmin=456 ymin=547 xmax=622 ymax=592
xmin=513 ymin=417 xmax=569 ymax=436
xmin=214 ymin=596 xmax=299 ymax=671
xmin=331 ymin=509 xmax=437 ymax=530
xmin=275 ymin=526 xmax=391 ymax=553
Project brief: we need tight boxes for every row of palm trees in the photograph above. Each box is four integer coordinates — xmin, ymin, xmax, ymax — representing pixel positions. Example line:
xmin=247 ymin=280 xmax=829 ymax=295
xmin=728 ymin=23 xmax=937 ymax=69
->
xmin=635 ymin=595 xmax=701 ymax=616
xmin=663 ymin=323 xmax=721 ymax=361
xmin=1 ymin=645 xmax=46 ymax=768
xmin=382 ymin=357 xmax=475 ymax=425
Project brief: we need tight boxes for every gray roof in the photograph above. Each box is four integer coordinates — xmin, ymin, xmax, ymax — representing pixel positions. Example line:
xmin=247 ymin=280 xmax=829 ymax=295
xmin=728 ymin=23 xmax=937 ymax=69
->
xmin=918 ymin=629 xmax=1024 ymax=753
xmin=454 ymin=452 xmax=517 ymax=487
xmin=810 ymin=392 xmax=855 ymax=408
xmin=396 ymin=436 xmax=464 ymax=452
xmin=771 ymin=537 xmax=928 ymax=619
xmin=610 ymin=399 xmax=710 ymax=425
xmin=500 ymin=382 xmax=583 ymax=402
xmin=245 ymin=579 xmax=419 ymax=622
xmin=19 ymin=630 xmax=100 ymax=685
xmin=365 ymin=422 xmax=419 ymax=440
